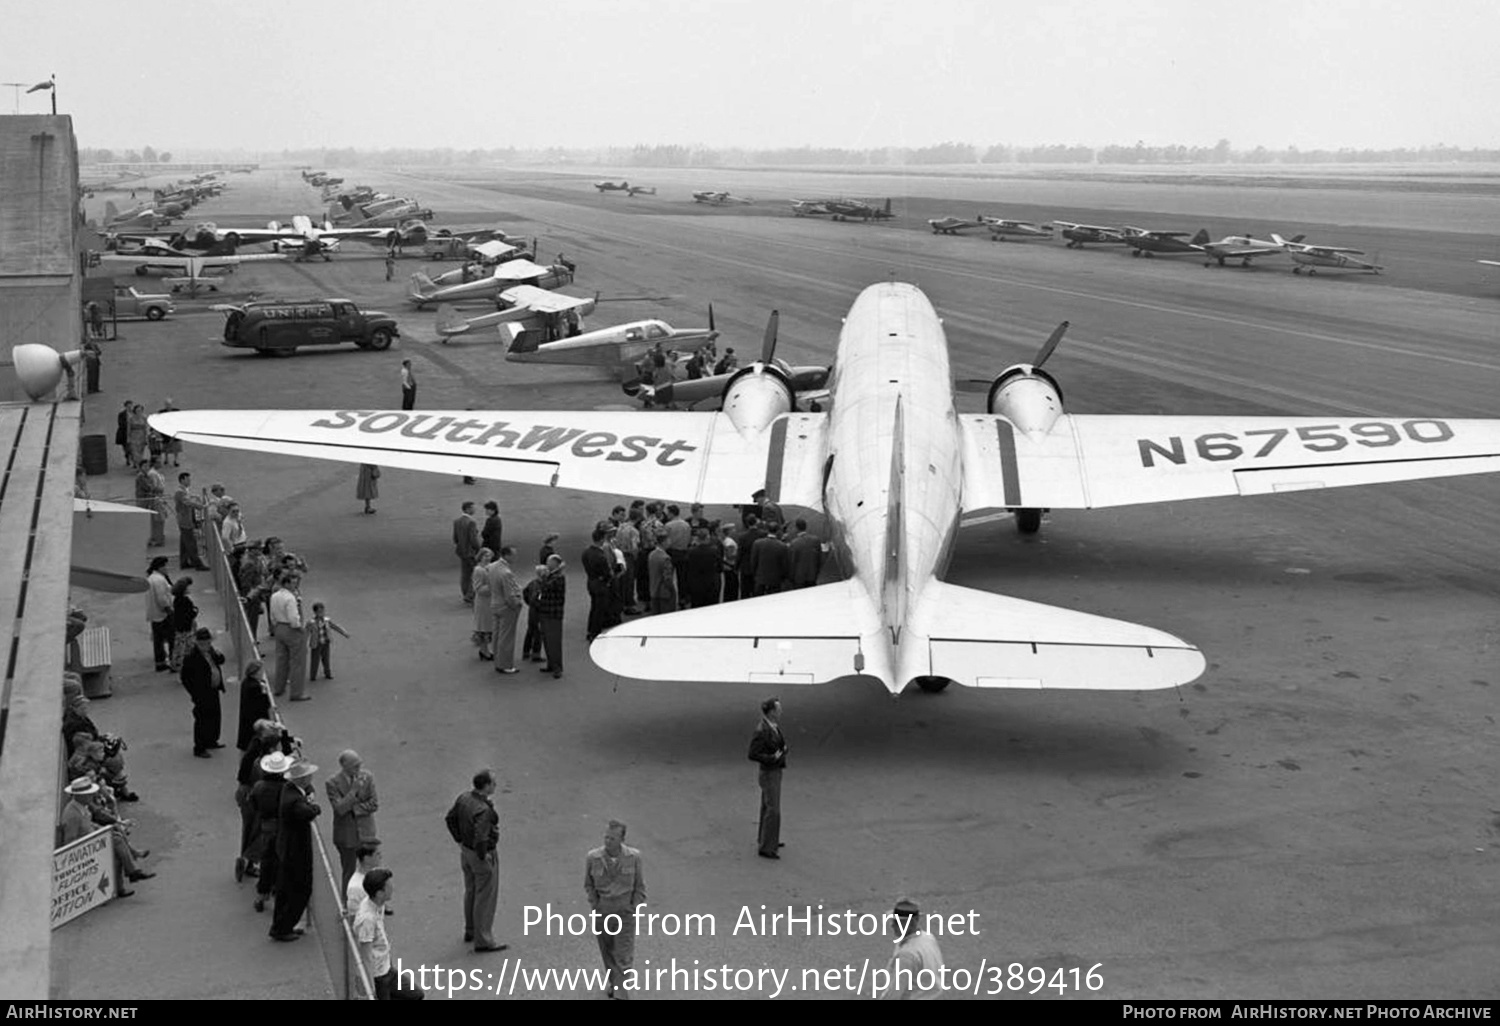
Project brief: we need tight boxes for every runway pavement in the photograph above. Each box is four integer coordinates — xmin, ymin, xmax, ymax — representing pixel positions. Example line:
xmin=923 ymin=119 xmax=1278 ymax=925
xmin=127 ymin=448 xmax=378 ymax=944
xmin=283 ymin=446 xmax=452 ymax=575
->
xmin=64 ymin=166 xmax=1500 ymax=998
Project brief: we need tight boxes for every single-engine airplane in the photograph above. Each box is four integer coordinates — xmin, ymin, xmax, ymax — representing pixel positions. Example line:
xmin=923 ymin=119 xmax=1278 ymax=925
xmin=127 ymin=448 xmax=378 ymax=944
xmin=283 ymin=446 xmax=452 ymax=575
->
xmin=408 ymin=258 xmax=574 ymax=308
xmin=433 ymin=287 xmax=598 ymax=343
xmin=1052 ymin=221 xmax=1131 ymax=248
xmin=980 ymin=217 xmax=1054 ymax=242
xmin=693 ymin=191 xmax=753 ymax=206
xmin=790 ymin=199 xmax=833 ymax=218
xmin=101 ymin=201 xmax=171 ymax=231
xmin=501 ymin=305 xmax=719 ymax=374
xmin=1123 ymin=227 xmax=1211 ymax=258
xmin=926 ymin=216 xmax=988 ymax=236
xmin=1198 ymin=233 xmax=1303 ymax=268
xmin=135 ymin=280 xmax=1500 ymax=696
xmin=1272 ymin=234 xmax=1384 ymax=275
xmin=101 ymin=241 xmax=285 ymax=279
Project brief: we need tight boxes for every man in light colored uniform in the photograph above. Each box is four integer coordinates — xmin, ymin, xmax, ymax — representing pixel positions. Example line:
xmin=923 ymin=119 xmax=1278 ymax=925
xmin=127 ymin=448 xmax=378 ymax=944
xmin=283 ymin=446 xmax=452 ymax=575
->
xmin=878 ymin=898 xmax=945 ymax=999
xmin=584 ymin=819 xmax=647 ymax=999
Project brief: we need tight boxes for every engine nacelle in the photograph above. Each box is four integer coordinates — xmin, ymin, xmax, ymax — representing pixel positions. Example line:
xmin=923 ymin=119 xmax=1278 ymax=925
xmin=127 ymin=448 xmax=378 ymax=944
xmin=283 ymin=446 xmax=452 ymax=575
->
xmin=986 ymin=364 xmax=1064 ymax=439
xmin=721 ymin=362 xmax=795 ymax=435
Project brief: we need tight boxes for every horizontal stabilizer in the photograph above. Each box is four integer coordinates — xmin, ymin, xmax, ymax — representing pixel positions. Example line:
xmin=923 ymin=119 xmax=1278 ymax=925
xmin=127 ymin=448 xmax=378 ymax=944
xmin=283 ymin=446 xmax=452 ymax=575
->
xmin=911 ymin=581 xmax=1204 ymax=690
xmin=590 ymin=580 xmax=879 ymax=684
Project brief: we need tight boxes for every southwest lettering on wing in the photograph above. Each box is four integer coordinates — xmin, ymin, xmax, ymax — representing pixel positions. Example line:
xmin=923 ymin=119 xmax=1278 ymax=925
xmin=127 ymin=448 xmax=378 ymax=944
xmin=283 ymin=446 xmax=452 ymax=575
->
xmin=306 ymin=411 xmax=697 ymax=466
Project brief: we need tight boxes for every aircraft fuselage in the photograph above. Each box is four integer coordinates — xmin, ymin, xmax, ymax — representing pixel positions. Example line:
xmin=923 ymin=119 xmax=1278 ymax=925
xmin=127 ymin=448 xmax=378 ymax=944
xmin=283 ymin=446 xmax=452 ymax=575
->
xmin=822 ymin=282 xmax=963 ymax=689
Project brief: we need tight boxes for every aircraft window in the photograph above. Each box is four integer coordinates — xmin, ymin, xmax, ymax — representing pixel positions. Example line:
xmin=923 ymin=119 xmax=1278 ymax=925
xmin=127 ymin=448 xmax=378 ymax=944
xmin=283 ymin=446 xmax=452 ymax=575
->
xmin=625 ymin=328 xmax=644 ymax=342
xmin=646 ymin=325 xmax=666 ymax=340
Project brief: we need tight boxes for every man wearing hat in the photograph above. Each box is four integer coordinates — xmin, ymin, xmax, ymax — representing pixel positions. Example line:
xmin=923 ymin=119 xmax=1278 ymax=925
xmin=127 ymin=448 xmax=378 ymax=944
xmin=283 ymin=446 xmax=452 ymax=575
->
xmin=58 ymin=778 xmax=154 ymax=895
xmin=180 ymin=627 xmax=227 ymax=757
xmin=270 ymin=760 xmax=321 ymax=941
xmin=250 ymin=751 xmax=293 ymax=913
xmin=879 ymin=898 xmax=946 ymax=999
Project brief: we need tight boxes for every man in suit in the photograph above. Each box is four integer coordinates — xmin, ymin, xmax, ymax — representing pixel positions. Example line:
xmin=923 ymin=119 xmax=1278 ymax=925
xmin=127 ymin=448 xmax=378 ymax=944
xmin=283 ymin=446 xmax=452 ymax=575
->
xmin=736 ymin=515 xmax=766 ymax=601
xmin=179 ymin=627 xmax=227 ymax=757
xmin=748 ymin=698 xmax=787 ymax=859
xmin=787 ymin=518 xmax=824 ymax=589
xmin=750 ymin=523 xmax=791 ymax=596
xmin=325 ymin=750 xmax=379 ymax=892
xmin=582 ymin=527 xmax=615 ymax=640
xmin=453 ymin=501 xmax=481 ymax=604
xmin=270 ymin=760 xmax=321 ymax=941
xmin=481 ymin=500 xmax=503 ymax=556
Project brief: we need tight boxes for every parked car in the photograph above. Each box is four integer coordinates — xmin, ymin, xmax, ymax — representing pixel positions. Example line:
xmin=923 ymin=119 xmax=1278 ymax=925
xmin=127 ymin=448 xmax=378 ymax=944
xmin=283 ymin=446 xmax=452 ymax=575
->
xmin=112 ymin=285 xmax=174 ymax=321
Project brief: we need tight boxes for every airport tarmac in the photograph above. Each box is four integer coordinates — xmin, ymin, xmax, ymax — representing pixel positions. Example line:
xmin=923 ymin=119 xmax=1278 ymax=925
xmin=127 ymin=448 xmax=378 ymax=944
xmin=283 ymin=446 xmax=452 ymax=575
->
xmin=66 ymin=167 xmax=1499 ymax=998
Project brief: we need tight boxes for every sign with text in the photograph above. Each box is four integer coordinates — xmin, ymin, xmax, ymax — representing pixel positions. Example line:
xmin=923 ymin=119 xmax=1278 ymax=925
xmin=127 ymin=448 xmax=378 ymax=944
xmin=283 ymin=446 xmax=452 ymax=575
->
xmin=52 ymin=826 xmax=115 ymax=928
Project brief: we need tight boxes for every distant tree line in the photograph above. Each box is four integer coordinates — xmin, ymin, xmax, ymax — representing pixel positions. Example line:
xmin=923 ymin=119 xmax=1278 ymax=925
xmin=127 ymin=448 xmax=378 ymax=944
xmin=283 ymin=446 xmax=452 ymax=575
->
xmin=82 ymin=141 xmax=1500 ymax=168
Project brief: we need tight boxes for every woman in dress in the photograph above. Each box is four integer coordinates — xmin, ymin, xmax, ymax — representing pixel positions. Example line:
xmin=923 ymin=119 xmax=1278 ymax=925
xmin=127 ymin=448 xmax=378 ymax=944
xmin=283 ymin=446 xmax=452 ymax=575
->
xmin=471 ymin=547 xmax=495 ymax=660
xmin=126 ymin=403 xmax=150 ymax=469
xmin=356 ymin=464 xmax=379 ymax=514
xmin=170 ymin=576 xmax=197 ymax=672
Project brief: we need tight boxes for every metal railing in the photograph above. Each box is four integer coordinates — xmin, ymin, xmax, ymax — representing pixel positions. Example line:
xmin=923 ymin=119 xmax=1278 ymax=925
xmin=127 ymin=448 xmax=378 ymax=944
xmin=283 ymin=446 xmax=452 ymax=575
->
xmin=204 ymin=523 xmax=374 ymax=1000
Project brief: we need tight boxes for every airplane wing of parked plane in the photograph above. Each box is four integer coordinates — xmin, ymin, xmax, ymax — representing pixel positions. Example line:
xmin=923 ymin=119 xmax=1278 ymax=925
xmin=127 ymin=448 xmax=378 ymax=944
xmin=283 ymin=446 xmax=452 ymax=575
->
xmin=147 ymin=408 xmax=772 ymax=503
xmin=956 ymin=414 xmax=1500 ymax=515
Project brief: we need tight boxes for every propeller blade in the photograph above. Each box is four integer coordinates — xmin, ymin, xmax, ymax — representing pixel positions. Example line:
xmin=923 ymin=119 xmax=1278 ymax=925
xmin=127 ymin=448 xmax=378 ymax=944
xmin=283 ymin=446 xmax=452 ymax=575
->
xmin=1032 ymin=321 xmax=1069 ymax=369
xmin=708 ymin=303 xmax=715 ymax=334
xmin=761 ymin=309 xmax=780 ymax=364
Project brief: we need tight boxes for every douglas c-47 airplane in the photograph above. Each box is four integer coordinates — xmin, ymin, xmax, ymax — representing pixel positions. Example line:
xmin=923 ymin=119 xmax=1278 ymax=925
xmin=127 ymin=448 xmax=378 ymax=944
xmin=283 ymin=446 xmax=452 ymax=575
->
xmin=78 ymin=282 xmax=1500 ymax=696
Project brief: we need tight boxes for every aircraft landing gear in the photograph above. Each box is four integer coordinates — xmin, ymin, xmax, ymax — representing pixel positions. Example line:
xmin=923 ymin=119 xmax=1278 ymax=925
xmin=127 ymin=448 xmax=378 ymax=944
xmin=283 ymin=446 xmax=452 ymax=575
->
xmin=915 ymin=676 xmax=950 ymax=694
xmin=1014 ymin=508 xmax=1043 ymax=534
xmin=1130 ymin=249 xmax=1141 ymax=257
xmin=1292 ymin=266 xmax=1303 ymax=274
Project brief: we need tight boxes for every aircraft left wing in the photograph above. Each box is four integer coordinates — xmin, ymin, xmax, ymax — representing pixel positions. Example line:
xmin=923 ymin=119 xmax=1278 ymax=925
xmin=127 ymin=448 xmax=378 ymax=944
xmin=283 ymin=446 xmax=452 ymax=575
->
xmin=500 ymin=285 xmax=593 ymax=313
xmin=960 ymin=414 xmax=1500 ymax=512
xmin=149 ymin=408 xmax=775 ymax=504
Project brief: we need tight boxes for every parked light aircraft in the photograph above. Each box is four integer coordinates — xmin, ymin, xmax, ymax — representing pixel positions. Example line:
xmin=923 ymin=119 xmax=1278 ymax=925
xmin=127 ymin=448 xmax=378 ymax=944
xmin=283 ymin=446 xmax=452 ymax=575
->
xmin=498 ymin=305 xmax=718 ymax=375
xmin=1198 ymin=233 xmax=1303 ymax=268
xmin=981 ymin=217 xmax=1054 ymax=241
xmin=790 ymin=199 xmax=833 ymax=218
xmin=422 ymin=240 xmax=532 ymax=286
xmin=632 ymin=311 xmax=829 ymax=411
xmin=434 ymin=287 xmax=598 ymax=342
xmin=693 ymin=191 xmax=753 ymax=205
xmin=1052 ymin=221 xmax=1130 ymax=248
xmin=328 ymin=199 xmax=434 ymax=229
xmin=1124 ymin=227 xmax=1211 ymax=257
xmin=409 ymin=259 xmax=574 ymax=308
xmin=926 ymin=216 xmax=987 ymax=235
xmin=825 ymin=198 xmax=894 ymax=222
xmin=136 ymin=280 xmax=1500 ymax=695
xmin=1271 ymin=234 xmax=1384 ymax=275
xmin=102 ymin=201 xmax=171 ymax=231
xmin=594 ymin=181 xmax=655 ymax=196
xmin=101 ymin=242 xmax=285 ymax=278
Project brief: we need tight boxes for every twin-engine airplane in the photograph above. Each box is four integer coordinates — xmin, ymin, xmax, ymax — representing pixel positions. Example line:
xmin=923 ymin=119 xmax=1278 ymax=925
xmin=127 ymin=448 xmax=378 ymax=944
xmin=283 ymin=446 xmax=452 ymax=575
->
xmin=409 ymin=259 xmax=574 ymax=308
xmin=137 ymin=282 xmax=1500 ymax=696
xmin=631 ymin=310 xmax=829 ymax=412
xmin=1053 ymin=221 xmax=1131 ymax=248
xmin=1271 ymin=234 xmax=1384 ymax=275
xmin=1124 ymin=227 xmax=1211 ymax=257
xmin=501 ymin=308 xmax=719 ymax=375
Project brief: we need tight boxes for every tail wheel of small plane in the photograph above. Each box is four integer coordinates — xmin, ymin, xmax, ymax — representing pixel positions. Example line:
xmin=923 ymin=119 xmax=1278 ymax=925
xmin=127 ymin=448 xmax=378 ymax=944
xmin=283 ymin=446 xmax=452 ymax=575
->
xmin=366 ymin=328 xmax=393 ymax=351
xmin=1014 ymin=508 xmax=1042 ymax=534
xmin=916 ymin=676 xmax=950 ymax=694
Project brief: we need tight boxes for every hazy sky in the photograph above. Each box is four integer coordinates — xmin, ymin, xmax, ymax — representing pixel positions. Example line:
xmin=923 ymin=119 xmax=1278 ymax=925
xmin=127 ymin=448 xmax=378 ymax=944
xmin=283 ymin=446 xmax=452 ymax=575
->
xmin=5 ymin=0 xmax=1497 ymax=153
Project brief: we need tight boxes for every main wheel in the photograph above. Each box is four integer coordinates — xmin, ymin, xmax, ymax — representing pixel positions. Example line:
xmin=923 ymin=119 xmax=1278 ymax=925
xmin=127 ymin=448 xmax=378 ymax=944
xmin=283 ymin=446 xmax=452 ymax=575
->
xmin=1014 ymin=508 xmax=1042 ymax=534
xmin=367 ymin=328 xmax=393 ymax=351
xmin=916 ymin=676 xmax=950 ymax=694
xmin=135 ymin=264 xmax=149 ymax=276
xmin=146 ymin=306 xmax=165 ymax=321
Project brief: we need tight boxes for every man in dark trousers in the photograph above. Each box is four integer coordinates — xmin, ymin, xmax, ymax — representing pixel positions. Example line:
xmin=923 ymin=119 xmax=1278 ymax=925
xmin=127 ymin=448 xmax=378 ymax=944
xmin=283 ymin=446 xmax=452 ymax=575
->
xmin=453 ymin=501 xmax=481 ymax=604
xmin=179 ymin=627 xmax=226 ymax=756
xmin=787 ymin=518 xmax=824 ymax=589
xmin=536 ymin=554 xmax=567 ymax=677
xmin=400 ymin=360 xmax=417 ymax=410
xmin=582 ymin=527 xmax=614 ymax=641
xmin=270 ymin=760 xmax=321 ymax=941
xmin=446 ymin=769 xmax=507 ymax=953
xmin=750 ymin=523 xmax=791 ymax=596
xmin=480 ymin=500 xmax=503 ymax=557
xmin=736 ymin=515 xmax=766 ymax=601
xmin=748 ymin=698 xmax=787 ymax=859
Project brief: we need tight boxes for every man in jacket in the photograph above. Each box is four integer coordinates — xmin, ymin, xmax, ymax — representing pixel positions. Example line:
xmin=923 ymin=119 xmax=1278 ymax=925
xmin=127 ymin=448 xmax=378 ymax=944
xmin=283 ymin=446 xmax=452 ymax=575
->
xmin=582 ymin=527 xmax=615 ymax=640
xmin=481 ymin=500 xmax=503 ymax=556
xmin=584 ymin=820 xmax=647 ymax=999
xmin=145 ymin=556 xmax=173 ymax=672
xmin=748 ymin=698 xmax=787 ymax=859
xmin=453 ymin=501 xmax=481 ymax=604
xmin=750 ymin=523 xmax=791 ymax=596
xmin=179 ymin=627 xmax=226 ymax=757
xmin=787 ymin=518 xmax=824 ymax=589
xmin=446 ymin=769 xmax=507 ymax=953
xmin=536 ymin=555 xmax=567 ymax=677
xmin=270 ymin=760 xmax=321 ymax=941
xmin=326 ymin=750 xmax=379 ymax=891
xmin=488 ymin=546 xmax=523 ymax=674
xmin=647 ymin=537 xmax=676 ymax=615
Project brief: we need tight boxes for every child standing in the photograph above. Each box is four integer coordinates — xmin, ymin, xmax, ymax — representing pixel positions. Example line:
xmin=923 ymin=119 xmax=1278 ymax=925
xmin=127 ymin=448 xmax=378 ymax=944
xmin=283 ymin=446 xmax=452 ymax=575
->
xmin=308 ymin=602 xmax=351 ymax=681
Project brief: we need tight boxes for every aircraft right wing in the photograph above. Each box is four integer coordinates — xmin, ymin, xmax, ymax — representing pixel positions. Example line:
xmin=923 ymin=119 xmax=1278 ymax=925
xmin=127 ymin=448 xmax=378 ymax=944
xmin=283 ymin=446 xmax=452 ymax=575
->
xmin=149 ymin=408 xmax=780 ymax=504
xmin=960 ymin=414 xmax=1500 ymax=512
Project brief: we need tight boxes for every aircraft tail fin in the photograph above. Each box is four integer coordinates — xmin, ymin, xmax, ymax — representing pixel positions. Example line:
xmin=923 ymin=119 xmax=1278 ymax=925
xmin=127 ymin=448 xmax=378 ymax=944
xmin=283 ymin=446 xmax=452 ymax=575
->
xmin=104 ymin=200 xmax=118 ymax=223
xmin=435 ymin=304 xmax=468 ymax=336
xmin=589 ymin=580 xmax=881 ymax=685
xmin=1289 ymin=233 xmax=1305 ymax=244
xmin=910 ymin=580 xmax=1205 ymax=690
xmin=1191 ymin=228 xmax=1211 ymax=245
xmin=410 ymin=272 xmax=438 ymax=299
